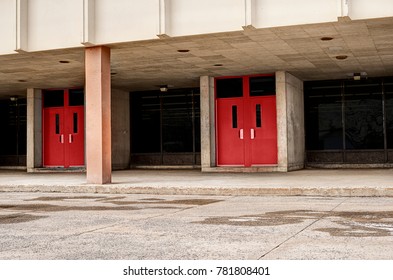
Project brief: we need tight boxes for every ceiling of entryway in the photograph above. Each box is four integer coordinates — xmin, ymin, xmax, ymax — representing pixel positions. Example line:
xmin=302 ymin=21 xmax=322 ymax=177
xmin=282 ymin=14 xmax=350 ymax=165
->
xmin=1 ymin=17 xmax=393 ymax=98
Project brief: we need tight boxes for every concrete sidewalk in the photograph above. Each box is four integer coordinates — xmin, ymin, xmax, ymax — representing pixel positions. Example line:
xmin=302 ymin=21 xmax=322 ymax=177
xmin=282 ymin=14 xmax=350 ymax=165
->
xmin=1 ymin=192 xmax=393 ymax=259
xmin=0 ymin=168 xmax=393 ymax=196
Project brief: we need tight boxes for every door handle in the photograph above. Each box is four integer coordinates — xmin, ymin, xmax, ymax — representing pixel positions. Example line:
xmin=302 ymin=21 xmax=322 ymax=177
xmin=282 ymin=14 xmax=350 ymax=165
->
xmin=239 ymin=129 xmax=244 ymax=140
xmin=251 ymin=128 xmax=255 ymax=140
xmin=60 ymin=134 xmax=64 ymax=144
xmin=69 ymin=134 xmax=73 ymax=143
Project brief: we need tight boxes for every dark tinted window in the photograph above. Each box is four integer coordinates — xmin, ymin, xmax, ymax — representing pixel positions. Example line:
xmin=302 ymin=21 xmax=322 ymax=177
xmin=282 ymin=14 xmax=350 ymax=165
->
xmin=344 ymin=79 xmax=383 ymax=149
xmin=250 ymin=76 xmax=275 ymax=96
xmin=305 ymin=80 xmax=343 ymax=150
xmin=69 ymin=89 xmax=84 ymax=106
xmin=386 ymin=78 xmax=393 ymax=149
xmin=131 ymin=93 xmax=161 ymax=153
xmin=43 ymin=90 xmax=64 ymax=107
xmin=216 ymin=78 xmax=243 ymax=98
xmin=131 ymin=89 xmax=200 ymax=155
xmin=162 ymin=93 xmax=193 ymax=152
xmin=0 ymin=98 xmax=27 ymax=165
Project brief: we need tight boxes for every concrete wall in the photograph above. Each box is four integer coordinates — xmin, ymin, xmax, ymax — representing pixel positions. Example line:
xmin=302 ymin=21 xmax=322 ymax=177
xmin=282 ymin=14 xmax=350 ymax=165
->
xmin=26 ymin=88 xmax=42 ymax=172
xmin=27 ymin=0 xmax=83 ymax=51
xmin=253 ymin=0 xmax=338 ymax=28
xmin=166 ymin=0 xmax=244 ymax=36
xmin=350 ymin=0 xmax=393 ymax=20
xmin=111 ymin=88 xmax=130 ymax=170
xmin=1 ymin=0 xmax=393 ymax=54
xmin=94 ymin=0 xmax=158 ymax=44
xmin=0 ymin=0 xmax=16 ymax=55
xmin=200 ymin=76 xmax=215 ymax=171
xmin=276 ymin=71 xmax=305 ymax=171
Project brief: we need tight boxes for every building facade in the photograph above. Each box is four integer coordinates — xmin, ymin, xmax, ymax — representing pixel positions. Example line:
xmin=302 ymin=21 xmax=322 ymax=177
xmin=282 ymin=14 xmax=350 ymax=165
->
xmin=1 ymin=0 xmax=393 ymax=183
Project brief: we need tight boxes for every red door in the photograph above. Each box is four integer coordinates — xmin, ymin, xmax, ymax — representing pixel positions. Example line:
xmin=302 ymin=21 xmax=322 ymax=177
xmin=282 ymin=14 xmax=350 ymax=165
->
xmin=216 ymin=75 xmax=277 ymax=166
xmin=216 ymin=98 xmax=245 ymax=165
xmin=248 ymin=96 xmax=277 ymax=165
xmin=43 ymin=89 xmax=84 ymax=167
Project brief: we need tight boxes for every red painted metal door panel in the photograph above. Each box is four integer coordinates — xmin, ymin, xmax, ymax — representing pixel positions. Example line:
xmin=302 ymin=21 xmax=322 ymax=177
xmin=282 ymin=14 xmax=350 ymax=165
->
xmin=43 ymin=108 xmax=65 ymax=166
xmin=64 ymin=106 xmax=84 ymax=167
xmin=249 ymin=96 xmax=278 ymax=165
xmin=216 ymin=98 xmax=245 ymax=165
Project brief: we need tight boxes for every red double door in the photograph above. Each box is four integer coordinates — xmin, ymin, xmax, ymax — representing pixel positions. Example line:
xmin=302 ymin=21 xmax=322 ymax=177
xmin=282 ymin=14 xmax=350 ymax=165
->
xmin=43 ymin=89 xmax=84 ymax=167
xmin=216 ymin=76 xmax=277 ymax=166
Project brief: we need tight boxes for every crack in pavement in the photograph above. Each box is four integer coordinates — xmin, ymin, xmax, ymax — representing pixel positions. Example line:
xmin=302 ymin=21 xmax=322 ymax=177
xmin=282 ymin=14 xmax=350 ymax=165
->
xmin=257 ymin=197 xmax=350 ymax=260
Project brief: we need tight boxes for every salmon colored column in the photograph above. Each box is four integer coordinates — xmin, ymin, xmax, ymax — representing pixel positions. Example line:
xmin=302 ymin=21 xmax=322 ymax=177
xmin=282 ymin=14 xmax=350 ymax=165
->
xmin=85 ymin=46 xmax=112 ymax=184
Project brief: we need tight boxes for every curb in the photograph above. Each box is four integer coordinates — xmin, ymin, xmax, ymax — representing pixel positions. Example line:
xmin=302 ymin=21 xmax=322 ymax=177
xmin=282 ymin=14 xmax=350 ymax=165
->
xmin=1 ymin=185 xmax=393 ymax=197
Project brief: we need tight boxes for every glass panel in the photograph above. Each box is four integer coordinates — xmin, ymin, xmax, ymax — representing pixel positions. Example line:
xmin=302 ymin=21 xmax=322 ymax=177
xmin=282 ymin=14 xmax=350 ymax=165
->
xmin=162 ymin=91 xmax=193 ymax=153
xmin=55 ymin=114 xmax=60 ymax=134
xmin=69 ymin=89 xmax=84 ymax=106
xmin=232 ymin=106 xmax=238 ymax=128
xmin=193 ymin=91 xmax=201 ymax=153
xmin=131 ymin=92 xmax=161 ymax=153
xmin=250 ymin=76 xmax=276 ymax=96
xmin=73 ymin=113 xmax=78 ymax=133
xmin=0 ymin=98 xmax=27 ymax=162
xmin=385 ymin=77 xmax=393 ymax=149
xmin=256 ymin=104 xmax=262 ymax=127
xmin=43 ymin=90 xmax=64 ymax=107
xmin=216 ymin=78 xmax=243 ymax=98
xmin=344 ymin=79 xmax=383 ymax=149
xmin=17 ymin=100 xmax=27 ymax=155
xmin=304 ymin=80 xmax=343 ymax=150
xmin=0 ymin=100 xmax=17 ymax=156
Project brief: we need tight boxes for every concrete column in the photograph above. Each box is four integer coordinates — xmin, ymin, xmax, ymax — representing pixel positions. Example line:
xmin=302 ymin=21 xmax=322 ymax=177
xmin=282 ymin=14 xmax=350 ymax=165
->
xmin=276 ymin=71 xmax=305 ymax=171
xmin=111 ymin=88 xmax=130 ymax=170
xmin=85 ymin=46 xmax=112 ymax=184
xmin=200 ymin=76 xmax=216 ymax=171
xmin=26 ymin=88 xmax=42 ymax=172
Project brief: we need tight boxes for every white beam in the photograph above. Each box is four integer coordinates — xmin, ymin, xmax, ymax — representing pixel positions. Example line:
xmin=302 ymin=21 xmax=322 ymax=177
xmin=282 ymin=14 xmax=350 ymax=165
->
xmin=82 ymin=0 xmax=96 ymax=46
xmin=157 ymin=0 xmax=170 ymax=38
xmin=15 ymin=0 xmax=28 ymax=52
xmin=338 ymin=0 xmax=351 ymax=19
xmin=243 ymin=0 xmax=255 ymax=30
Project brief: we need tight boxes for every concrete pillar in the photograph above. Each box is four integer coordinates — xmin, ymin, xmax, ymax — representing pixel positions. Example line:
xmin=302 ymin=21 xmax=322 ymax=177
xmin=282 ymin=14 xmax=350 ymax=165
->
xmin=26 ymin=88 xmax=42 ymax=172
xmin=200 ymin=76 xmax=216 ymax=171
xmin=85 ymin=46 xmax=112 ymax=184
xmin=276 ymin=71 xmax=305 ymax=171
xmin=111 ymin=88 xmax=130 ymax=170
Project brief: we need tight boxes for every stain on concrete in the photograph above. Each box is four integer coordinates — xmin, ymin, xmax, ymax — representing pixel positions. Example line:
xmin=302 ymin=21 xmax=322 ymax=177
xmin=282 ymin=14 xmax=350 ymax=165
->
xmin=1 ymin=196 xmax=219 ymax=225
xmin=103 ymin=199 xmax=222 ymax=206
xmin=195 ymin=210 xmax=393 ymax=237
xmin=0 ymin=214 xmax=46 ymax=224
xmin=27 ymin=196 xmax=221 ymax=206
xmin=26 ymin=196 xmax=109 ymax=201
xmin=0 ymin=204 xmax=139 ymax=212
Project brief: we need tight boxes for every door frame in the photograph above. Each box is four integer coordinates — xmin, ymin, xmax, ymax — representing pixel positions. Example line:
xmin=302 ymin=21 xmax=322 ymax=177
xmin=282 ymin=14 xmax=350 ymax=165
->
xmin=42 ymin=88 xmax=85 ymax=168
xmin=215 ymin=74 xmax=278 ymax=167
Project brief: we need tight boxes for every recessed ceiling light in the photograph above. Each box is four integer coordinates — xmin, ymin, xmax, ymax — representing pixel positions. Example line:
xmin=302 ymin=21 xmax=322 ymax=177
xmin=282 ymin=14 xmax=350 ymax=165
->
xmin=59 ymin=60 xmax=70 ymax=63
xmin=177 ymin=49 xmax=190 ymax=53
xmin=213 ymin=64 xmax=223 ymax=67
xmin=321 ymin=37 xmax=333 ymax=41
xmin=335 ymin=55 xmax=348 ymax=60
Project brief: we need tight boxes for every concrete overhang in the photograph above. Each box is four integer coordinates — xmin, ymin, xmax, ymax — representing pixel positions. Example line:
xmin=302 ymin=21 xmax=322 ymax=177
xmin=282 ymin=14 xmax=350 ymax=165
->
xmin=1 ymin=17 xmax=393 ymax=97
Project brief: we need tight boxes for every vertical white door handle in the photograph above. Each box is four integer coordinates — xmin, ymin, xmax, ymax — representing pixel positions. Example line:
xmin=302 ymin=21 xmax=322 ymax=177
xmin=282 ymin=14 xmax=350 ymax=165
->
xmin=251 ymin=128 xmax=255 ymax=139
xmin=69 ymin=134 xmax=73 ymax=143
xmin=60 ymin=134 xmax=64 ymax=143
xmin=239 ymin=129 xmax=244 ymax=140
